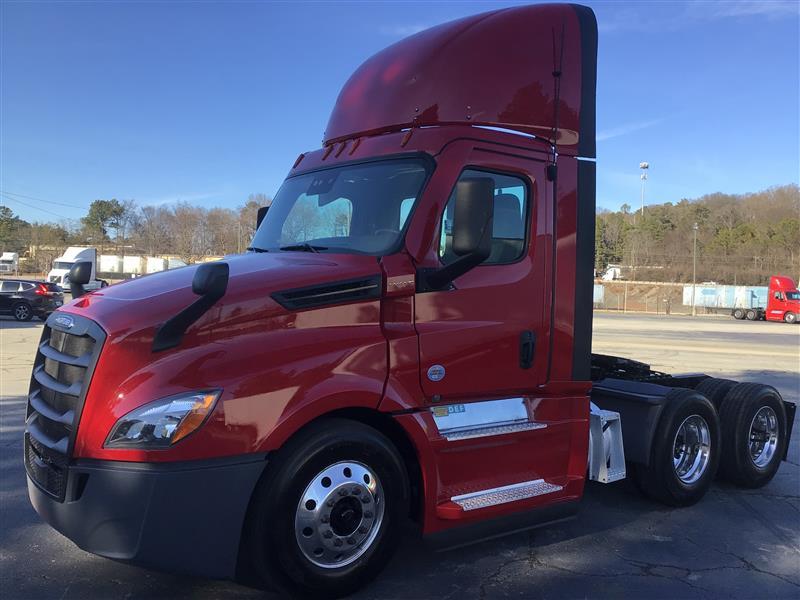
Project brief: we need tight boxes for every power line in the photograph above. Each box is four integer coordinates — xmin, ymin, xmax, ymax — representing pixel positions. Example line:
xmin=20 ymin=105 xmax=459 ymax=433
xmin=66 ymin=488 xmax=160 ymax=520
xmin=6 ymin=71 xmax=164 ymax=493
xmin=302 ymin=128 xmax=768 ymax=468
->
xmin=0 ymin=194 xmax=72 ymax=220
xmin=1 ymin=190 xmax=87 ymax=210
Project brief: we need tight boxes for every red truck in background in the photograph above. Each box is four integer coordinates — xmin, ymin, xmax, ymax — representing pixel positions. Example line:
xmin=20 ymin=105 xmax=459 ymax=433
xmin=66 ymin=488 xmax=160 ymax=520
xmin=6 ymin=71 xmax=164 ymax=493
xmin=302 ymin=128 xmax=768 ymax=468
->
xmin=731 ymin=276 xmax=800 ymax=323
xmin=25 ymin=4 xmax=795 ymax=597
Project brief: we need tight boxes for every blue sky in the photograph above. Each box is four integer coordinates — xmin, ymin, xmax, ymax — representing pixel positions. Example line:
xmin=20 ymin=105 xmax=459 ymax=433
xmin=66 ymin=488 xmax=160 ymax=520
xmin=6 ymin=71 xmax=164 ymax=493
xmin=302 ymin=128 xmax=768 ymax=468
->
xmin=1 ymin=0 xmax=798 ymax=224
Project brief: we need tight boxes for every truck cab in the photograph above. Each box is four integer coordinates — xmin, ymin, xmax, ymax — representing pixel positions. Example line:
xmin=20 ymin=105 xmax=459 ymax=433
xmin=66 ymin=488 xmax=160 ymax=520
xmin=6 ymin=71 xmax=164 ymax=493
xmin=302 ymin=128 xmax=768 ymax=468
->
xmin=766 ymin=275 xmax=800 ymax=323
xmin=47 ymin=247 xmax=107 ymax=291
xmin=25 ymin=4 xmax=793 ymax=597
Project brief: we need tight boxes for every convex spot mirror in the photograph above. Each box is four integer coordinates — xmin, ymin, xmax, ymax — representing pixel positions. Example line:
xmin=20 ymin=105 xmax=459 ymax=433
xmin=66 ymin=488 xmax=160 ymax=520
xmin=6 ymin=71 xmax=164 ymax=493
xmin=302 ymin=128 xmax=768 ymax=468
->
xmin=192 ymin=262 xmax=229 ymax=297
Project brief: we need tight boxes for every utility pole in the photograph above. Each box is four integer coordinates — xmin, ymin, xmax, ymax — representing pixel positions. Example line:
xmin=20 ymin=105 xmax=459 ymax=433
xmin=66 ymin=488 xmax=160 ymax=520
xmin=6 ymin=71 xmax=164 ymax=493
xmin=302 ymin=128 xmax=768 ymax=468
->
xmin=639 ymin=162 xmax=649 ymax=216
xmin=692 ymin=222 xmax=698 ymax=317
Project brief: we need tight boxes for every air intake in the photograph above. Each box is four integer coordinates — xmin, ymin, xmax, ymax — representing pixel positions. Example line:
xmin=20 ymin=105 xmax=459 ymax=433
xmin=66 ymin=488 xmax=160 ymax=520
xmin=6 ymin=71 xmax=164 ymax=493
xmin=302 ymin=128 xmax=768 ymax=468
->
xmin=271 ymin=275 xmax=382 ymax=311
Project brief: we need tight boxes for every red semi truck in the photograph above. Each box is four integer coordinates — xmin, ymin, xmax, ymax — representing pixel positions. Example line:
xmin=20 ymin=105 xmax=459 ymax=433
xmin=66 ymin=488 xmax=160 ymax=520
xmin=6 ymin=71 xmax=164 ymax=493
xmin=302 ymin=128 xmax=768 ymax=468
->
xmin=26 ymin=4 xmax=795 ymax=597
xmin=731 ymin=276 xmax=800 ymax=323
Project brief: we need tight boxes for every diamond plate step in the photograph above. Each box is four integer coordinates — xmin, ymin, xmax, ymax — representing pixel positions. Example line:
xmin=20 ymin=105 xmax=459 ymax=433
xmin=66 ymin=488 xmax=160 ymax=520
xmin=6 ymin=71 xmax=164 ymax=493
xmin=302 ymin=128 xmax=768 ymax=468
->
xmin=451 ymin=479 xmax=563 ymax=511
xmin=443 ymin=421 xmax=546 ymax=441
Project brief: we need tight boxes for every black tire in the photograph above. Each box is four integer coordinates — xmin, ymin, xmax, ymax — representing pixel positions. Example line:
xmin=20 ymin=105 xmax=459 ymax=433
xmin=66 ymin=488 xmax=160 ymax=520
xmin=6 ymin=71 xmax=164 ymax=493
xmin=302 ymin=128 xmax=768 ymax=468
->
xmin=243 ymin=419 xmax=409 ymax=598
xmin=784 ymin=312 xmax=797 ymax=324
xmin=745 ymin=309 xmax=758 ymax=321
xmin=12 ymin=302 xmax=32 ymax=321
xmin=732 ymin=308 xmax=745 ymax=320
xmin=695 ymin=377 xmax=737 ymax=411
xmin=718 ymin=383 xmax=787 ymax=488
xmin=634 ymin=388 xmax=720 ymax=507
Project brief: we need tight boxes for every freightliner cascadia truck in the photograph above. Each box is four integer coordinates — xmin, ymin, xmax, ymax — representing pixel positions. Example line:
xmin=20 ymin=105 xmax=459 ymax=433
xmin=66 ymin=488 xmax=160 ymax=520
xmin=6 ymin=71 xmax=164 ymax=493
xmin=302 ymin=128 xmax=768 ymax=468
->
xmin=26 ymin=4 xmax=795 ymax=597
xmin=730 ymin=276 xmax=800 ymax=323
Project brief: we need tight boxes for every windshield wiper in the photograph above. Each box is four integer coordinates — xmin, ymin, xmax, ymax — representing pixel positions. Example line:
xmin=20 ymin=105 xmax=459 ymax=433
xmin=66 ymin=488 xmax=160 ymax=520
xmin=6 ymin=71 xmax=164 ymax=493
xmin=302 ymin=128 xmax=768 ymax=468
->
xmin=279 ymin=243 xmax=327 ymax=253
xmin=246 ymin=246 xmax=270 ymax=253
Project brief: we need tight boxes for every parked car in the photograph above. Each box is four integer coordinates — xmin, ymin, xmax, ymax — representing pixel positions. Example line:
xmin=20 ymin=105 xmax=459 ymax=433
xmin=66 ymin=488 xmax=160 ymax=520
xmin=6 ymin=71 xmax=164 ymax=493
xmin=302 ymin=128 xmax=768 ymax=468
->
xmin=0 ymin=279 xmax=63 ymax=321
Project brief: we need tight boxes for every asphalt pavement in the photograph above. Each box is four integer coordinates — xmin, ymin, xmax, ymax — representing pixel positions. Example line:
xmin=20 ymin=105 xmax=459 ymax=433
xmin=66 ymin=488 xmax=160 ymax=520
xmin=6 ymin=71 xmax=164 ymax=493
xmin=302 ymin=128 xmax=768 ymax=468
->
xmin=1 ymin=312 xmax=798 ymax=599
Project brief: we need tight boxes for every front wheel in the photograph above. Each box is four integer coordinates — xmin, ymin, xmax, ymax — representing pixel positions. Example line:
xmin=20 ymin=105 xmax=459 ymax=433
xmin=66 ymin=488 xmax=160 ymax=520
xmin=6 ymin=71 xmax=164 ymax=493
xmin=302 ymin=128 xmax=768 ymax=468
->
xmin=784 ymin=312 xmax=797 ymax=324
xmin=243 ymin=419 xmax=409 ymax=598
xmin=634 ymin=389 xmax=720 ymax=506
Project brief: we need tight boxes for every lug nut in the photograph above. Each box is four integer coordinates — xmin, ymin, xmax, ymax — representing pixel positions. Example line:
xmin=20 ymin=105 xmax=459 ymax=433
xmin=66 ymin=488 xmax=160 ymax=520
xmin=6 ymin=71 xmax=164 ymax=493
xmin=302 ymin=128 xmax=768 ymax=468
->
xmin=338 ymin=489 xmax=347 ymax=496
xmin=320 ymin=515 xmax=329 ymax=523
xmin=352 ymin=488 xmax=361 ymax=495
xmin=327 ymin=500 xmax=335 ymax=507
xmin=334 ymin=539 xmax=343 ymax=547
xmin=364 ymin=511 xmax=373 ymax=518
xmin=347 ymin=537 xmax=356 ymax=545
xmin=361 ymin=496 xmax=370 ymax=504
xmin=323 ymin=530 xmax=333 ymax=539
xmin=358 ymin=525 xmax=368 ymax=534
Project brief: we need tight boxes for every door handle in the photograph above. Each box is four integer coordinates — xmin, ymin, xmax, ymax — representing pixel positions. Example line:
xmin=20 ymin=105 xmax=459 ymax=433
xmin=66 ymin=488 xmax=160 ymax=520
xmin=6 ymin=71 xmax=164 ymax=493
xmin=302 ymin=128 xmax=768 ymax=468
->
xmin=519 ymin=330 xmax=535 ymax=369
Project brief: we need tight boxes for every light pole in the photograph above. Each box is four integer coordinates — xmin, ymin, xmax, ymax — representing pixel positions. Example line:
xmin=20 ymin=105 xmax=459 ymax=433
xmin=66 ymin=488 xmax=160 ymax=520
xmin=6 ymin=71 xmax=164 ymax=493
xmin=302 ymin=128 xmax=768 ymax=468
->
xmin=692 ymin=222 xmax=698 ymax=317
xmin=639 ymin=162 xmax=649 ymax=216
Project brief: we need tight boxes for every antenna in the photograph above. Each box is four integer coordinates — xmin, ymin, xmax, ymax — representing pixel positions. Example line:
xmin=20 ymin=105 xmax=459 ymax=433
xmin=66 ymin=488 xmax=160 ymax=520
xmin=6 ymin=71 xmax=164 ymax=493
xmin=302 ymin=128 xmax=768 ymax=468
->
xmin=547 ymin=22 xmax=566 ymax=181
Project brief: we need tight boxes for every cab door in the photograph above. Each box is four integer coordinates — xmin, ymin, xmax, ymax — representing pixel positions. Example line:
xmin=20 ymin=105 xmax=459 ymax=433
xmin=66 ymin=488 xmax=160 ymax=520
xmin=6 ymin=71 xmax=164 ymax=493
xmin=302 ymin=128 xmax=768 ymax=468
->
xmin=414 ymin=147 xmax=550 ymax=400
xmin=410 ymin=143 xmax=587 ymax=521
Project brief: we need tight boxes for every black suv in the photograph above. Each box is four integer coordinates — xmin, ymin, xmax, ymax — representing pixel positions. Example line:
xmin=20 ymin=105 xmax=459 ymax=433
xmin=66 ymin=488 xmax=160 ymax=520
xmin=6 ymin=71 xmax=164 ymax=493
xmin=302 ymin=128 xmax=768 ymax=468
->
xmin=0 ymin=279 xmax=64 ymax=321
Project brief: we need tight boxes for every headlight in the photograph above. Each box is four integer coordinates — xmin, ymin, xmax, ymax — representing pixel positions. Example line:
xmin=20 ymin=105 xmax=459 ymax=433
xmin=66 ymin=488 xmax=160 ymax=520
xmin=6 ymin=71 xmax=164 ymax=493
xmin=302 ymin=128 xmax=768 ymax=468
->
xmin=105 ymin=390 xmax=220 ymax=449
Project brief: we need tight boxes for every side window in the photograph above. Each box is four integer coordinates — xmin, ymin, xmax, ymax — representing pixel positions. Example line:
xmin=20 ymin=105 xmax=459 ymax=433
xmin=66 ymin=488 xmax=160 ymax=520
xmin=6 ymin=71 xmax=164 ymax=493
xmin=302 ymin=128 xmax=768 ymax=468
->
xmin=438 ymin=169 xmax=528 ymax=265
xmin=21 ymin=283 xmax=35 ymax=291
xmin=399 ymin=197 xmax=415 ymax=229
xmin=1 ymin=281 xmax=20 ymax=292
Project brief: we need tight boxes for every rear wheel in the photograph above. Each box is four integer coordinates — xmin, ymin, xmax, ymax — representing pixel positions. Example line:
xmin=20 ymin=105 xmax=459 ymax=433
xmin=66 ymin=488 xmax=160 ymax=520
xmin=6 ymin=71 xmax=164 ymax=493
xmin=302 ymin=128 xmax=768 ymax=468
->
xmin=696 ymin=377 xmax=736 ymax=411
xmin=745 ymin=309 xmax=758 ymax=321
xmin=718 ymin=383 xmax=787 ymax=488
xmin=784 ymin=312 xmax=797 ymax=324
xmin=12 ymin=302 xmax=32 ymax=321
xmin=634 ymin=389 xmax=720 ymax=506
xmin=732 ymin=308 xmax=745 ymax=320
xmin=243 ymin=419 xmax=409 ymax=598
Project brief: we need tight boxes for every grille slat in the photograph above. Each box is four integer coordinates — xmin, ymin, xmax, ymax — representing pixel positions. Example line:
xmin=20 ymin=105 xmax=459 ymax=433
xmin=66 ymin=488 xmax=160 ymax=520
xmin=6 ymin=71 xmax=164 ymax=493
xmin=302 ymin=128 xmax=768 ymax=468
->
xmin=38 ymin=340 xmax=91 ymax=367
xmin=33 ymin=364 xmax=82 ymax=396
xmin=26 ymin=415 xmax=69 ymax=455
xmin=28 ymin=389 xmax=75 ymax=425
xmin=25 ymin=315 xmax=104 ymax=501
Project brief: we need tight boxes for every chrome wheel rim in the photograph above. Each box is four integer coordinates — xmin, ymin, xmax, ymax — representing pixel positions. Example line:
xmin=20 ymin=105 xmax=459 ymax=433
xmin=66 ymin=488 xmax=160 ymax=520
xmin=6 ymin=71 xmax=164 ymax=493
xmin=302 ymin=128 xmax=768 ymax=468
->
xmin=14 ymin=305 xmax=29 ymax=320
xmin=294 ymin=461 xmax=384 ymax=569
xmin=673 ymin=415 xmax=711 ymax=484
xmin=749 ymin=406 xmax=779 ymax=468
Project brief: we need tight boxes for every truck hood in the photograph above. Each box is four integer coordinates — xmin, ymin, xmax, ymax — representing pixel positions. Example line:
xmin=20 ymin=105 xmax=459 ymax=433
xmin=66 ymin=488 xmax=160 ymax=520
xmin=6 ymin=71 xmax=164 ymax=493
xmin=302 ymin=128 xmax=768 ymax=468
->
xmin=60 ymin=252 xmax=383 ymax=341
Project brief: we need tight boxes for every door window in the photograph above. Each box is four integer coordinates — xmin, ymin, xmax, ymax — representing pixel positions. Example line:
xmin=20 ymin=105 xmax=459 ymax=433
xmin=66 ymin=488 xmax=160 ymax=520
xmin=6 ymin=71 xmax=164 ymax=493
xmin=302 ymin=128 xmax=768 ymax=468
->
xmin=438 ymin=169 xmax=529 ymax=265
xmin=1 ymin=282 xmax=20 ymax=292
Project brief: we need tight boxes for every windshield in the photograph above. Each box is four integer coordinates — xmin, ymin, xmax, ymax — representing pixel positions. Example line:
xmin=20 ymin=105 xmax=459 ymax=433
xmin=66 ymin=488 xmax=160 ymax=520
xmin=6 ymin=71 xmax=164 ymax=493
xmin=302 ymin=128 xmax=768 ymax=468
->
xmin=250 ymin=158 xmax=429 ymax=255
xmin=53 ymin=261 xmax=74 ymax=270
xmin=786 ymin=291 xmax=800 ymax=301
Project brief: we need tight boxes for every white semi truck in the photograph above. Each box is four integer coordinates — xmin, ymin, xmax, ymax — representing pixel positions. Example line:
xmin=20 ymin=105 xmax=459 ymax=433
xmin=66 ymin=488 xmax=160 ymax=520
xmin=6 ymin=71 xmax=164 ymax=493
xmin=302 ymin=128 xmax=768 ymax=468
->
xmin=47 ymin=247 xmax=108 ymax=291
xmin=0 ymin=252 xmax=19 ymax=274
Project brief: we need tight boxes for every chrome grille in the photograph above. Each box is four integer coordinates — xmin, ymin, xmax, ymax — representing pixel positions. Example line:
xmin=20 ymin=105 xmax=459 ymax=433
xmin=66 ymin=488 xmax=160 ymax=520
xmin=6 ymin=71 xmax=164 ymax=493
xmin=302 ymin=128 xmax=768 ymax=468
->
xmin=25 ymin=314 xmax=105 ymax=501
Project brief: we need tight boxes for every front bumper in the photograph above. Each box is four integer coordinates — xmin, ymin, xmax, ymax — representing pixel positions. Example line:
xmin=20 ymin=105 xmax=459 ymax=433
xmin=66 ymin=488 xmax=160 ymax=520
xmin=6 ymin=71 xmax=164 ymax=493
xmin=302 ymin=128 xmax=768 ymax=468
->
xmin=27 ymin=454 xmax=266 ymax=579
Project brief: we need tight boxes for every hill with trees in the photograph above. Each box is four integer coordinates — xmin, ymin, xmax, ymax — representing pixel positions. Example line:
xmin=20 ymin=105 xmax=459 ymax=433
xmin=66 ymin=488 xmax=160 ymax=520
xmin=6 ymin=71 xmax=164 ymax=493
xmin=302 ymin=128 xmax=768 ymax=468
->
xmin=1 ymin=184 xmax=797 ymax=285
xmin=596 ymin=184 xmax=799 ymax=285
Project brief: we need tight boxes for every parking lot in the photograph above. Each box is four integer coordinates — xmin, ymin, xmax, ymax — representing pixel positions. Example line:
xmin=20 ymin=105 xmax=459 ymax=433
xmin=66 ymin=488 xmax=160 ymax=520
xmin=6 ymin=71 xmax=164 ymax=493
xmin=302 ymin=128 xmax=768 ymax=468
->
xmin=1 ymin=312 xmax=798 ymax=599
